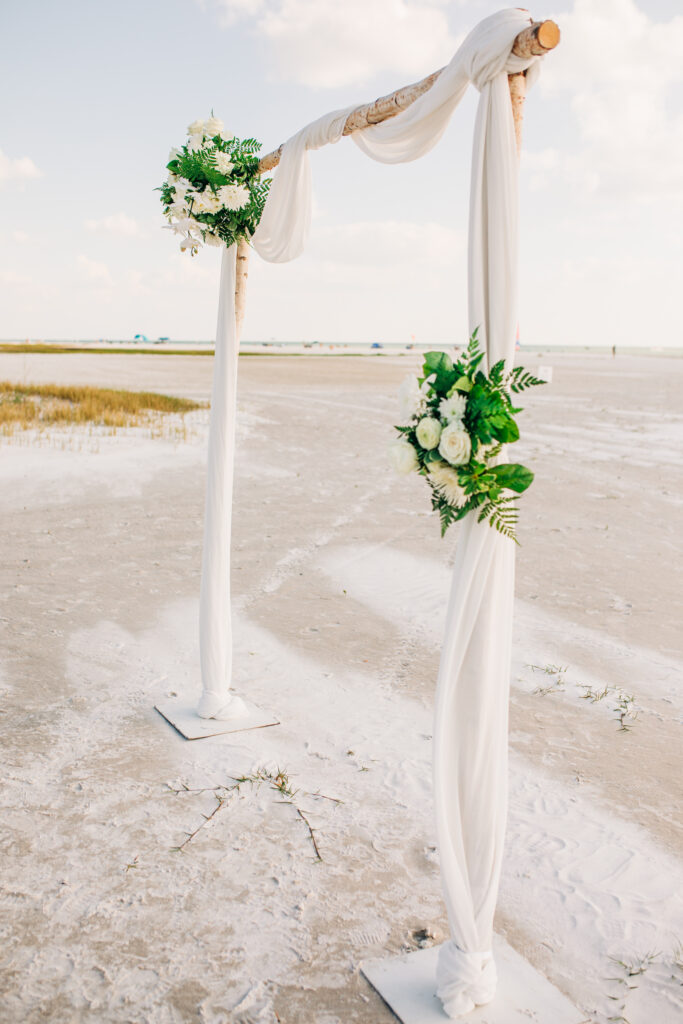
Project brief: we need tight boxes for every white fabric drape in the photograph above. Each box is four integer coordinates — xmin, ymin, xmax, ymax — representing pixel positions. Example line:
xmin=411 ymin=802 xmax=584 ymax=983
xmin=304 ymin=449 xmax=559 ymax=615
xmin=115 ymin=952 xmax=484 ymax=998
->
xmin=253 ymin=106 xmax=355 ymax=262
xmin=357 ymin=14 xmax=539 ymax=1014
xmin=197 ymin=245 xmax=248 ymax=720
xmin=199 ymin=6 xmax=541 ymax=1014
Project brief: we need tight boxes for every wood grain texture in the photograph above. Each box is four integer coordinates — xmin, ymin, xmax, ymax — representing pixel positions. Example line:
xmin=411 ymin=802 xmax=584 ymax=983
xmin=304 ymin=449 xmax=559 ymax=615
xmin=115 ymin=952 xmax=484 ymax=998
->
xmin=235 ymin=237 xmax=250 ymax=339
xmin=508 ymin=73 xmax=527 ymax=156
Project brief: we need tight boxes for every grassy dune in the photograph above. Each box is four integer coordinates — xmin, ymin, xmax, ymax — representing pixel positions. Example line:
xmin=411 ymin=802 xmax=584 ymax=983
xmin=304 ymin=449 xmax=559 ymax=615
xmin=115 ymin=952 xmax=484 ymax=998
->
xmin=0 ymin=382 xmax=203 ymax=434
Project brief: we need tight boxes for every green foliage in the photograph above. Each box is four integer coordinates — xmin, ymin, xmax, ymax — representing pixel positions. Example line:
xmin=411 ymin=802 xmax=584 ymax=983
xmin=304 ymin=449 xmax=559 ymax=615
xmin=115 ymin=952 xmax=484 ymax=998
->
xmin=422 ymin=350 xmax=457 ymax=394
xmin=489 ymin=463 xmax=534 ymax=494
xmin=395 ymin=327 xmax=545 ymax=542
xmin=477 ymin=496 xmax=520 ymax=543
xmin=508 ymin=366 xmax=546 ymax=392
xmin=429 ymin=486 xmax=462 ymax=538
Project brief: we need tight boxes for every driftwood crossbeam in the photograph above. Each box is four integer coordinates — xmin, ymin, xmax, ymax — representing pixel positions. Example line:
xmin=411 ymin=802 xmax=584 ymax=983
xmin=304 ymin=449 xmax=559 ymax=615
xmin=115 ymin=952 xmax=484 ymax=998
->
xmin=234 ymin=17 xmax=561 ymax=331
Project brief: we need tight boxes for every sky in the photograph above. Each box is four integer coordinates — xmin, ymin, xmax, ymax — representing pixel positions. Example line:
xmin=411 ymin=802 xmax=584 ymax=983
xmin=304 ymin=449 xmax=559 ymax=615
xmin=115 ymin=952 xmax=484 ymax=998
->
xmin=1 ymin=0 xmax=682 ymax=346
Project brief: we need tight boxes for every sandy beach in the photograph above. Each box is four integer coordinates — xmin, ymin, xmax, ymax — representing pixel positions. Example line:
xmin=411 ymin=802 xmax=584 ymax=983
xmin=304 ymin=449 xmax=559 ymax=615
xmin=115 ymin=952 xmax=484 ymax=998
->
xmin=1 ymin=349 xmax=681 ymax=1024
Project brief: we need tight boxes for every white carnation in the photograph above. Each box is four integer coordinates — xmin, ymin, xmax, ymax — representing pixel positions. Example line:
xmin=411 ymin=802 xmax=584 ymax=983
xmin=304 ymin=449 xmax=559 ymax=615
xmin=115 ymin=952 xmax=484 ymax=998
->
xmin=187 ymin=119 xmax=205 ymax=137
xmin=187 ymin=134 xmax=204 ymax=152
xmin=205 ymin=116 xmax=224 ymax=137
xmin=439 ymin=392 xmax=468 ymax=424
xmin=218 ymin=183 xmax=250 ymax=210
xmin=438 ymin=422 xmax=472 ymax=466
xmin=428 ymin=463 xmax=467 ymax=508
xmin=415 ymin=417 xmax=442 ymax=450
xmin=398 ymin=375 xmax=430 ymax=423
xmin=214 ymin=152 xmax=235 ymax=175
xmin=389 ymin=440 xmax=418 ymax=475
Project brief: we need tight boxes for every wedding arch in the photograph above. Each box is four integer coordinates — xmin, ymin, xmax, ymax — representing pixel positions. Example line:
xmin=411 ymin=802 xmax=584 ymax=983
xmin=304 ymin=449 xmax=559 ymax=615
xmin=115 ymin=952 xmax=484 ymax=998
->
xmin=172 ymin=9 xmax=560 ymax=1019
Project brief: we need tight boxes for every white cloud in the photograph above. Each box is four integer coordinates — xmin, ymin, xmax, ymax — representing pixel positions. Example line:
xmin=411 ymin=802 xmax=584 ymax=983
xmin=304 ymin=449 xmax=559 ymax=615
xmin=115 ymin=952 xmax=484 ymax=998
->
xmin=312 ymin=218 xmax=461 ymax=270
xmin=77 ymin=254 xmax=114 ymax=287
xmin=0 ymin=270 xmax=31 ymax=287
xmin=85 ymin=212 xmax=145 ymax=237
xmin=0 ymin=150 xmax=41 ymax=186
xmin=246 ymin=218 xmax=467 ymax=342
xmin=538 ymin=0 xmax=683 ymax=202
xmin=212 ymin=0 xmax=456 ymax=87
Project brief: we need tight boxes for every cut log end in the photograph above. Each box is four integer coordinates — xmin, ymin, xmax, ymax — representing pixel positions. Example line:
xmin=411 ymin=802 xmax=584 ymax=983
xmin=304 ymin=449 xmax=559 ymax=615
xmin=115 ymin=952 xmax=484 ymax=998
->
xmin=537 ymin=19 xmax=561 ymax=51
xmin=512 ymin=19 xmax=561 ymax=58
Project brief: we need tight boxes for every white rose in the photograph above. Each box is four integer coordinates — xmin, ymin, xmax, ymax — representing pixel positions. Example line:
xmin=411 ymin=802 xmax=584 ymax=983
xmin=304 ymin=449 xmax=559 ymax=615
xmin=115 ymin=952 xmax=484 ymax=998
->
xmin=187 ymin=119 xmax=205 ymax=137
xmin=214 ymin=152 xmax=235 ymax=175
xmin=389 ymin=440 xmax=418 ymax=475
xmin=438 ymin=422 xmax=472 ymax=466
xmin=415 ymin=417 xmax=442 ymax=450
xmin=398 ymin=375 xmax=430 ymax=423
xmin=205 ymin=116 xmax=224 ymax=137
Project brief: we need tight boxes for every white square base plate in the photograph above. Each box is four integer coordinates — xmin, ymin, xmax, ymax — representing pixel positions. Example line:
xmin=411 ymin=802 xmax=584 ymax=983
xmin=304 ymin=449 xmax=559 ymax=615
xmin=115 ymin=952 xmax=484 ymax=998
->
xmin=154 ymin=697 xmax=279 ymax=740
xmin=362 ymin=935 xmax=586 ymax=1024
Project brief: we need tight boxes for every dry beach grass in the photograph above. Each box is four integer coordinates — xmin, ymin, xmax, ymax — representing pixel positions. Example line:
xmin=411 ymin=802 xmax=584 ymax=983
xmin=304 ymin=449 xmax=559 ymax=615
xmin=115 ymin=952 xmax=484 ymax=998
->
xmin=0 ymin=382 xmax=201 ymax=435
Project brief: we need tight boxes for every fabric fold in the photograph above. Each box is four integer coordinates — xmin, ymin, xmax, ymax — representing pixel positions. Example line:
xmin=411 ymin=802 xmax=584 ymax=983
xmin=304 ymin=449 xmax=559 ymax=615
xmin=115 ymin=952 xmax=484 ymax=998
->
xmin=252 ymin=106 xmax=355 ymax=263
xmin=436 ymin=941 xmax=497 ymax=1017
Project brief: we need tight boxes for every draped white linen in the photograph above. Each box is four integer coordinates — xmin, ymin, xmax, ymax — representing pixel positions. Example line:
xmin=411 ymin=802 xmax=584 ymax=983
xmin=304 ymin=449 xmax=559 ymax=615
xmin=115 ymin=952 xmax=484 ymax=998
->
xmin=199 ymin=6 xmax=541 ymax=1015
xmin=197 ymin=245 xmax=249 ymax=720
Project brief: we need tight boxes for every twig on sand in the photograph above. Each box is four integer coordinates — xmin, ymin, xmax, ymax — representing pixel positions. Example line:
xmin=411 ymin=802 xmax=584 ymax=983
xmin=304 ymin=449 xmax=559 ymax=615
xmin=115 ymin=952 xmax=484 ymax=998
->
xmin=169 ymin=789 xmax=233 ymax=853
xmin=295 ymin=806 xmax=322 ymax=862
xmin=166 ymin=767 xmax=335 ymax=860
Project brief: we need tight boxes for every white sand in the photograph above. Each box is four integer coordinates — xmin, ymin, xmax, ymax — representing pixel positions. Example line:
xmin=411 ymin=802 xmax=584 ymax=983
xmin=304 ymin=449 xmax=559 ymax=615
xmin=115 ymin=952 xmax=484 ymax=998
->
xmin=1 ymin=351 xmax=681 ymax=1023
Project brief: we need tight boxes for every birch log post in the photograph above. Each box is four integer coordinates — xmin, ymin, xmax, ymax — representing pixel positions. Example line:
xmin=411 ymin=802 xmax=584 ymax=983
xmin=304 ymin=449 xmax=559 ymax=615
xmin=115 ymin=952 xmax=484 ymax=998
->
xmin=258 ymin=18 xmax=559 ymax=174
xmin=508 ymin=73 xmax=527 ymax=156
xmin=235 ymin=237 xmax=250 ymax=339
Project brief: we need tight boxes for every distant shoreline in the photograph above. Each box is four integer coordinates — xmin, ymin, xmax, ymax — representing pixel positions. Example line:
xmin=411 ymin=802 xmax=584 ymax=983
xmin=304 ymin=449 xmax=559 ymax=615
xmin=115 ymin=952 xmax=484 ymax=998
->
xmin=1 ymin=341 xmax=681 ymax=358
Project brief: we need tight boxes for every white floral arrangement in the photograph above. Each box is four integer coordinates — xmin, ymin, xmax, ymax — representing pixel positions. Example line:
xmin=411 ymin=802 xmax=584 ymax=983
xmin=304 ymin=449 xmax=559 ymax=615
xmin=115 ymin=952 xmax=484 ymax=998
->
xmin=390 ymin=331 xmax=544 ymax=540
xmin=158 ymin=115 xmax=270 ymax=255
